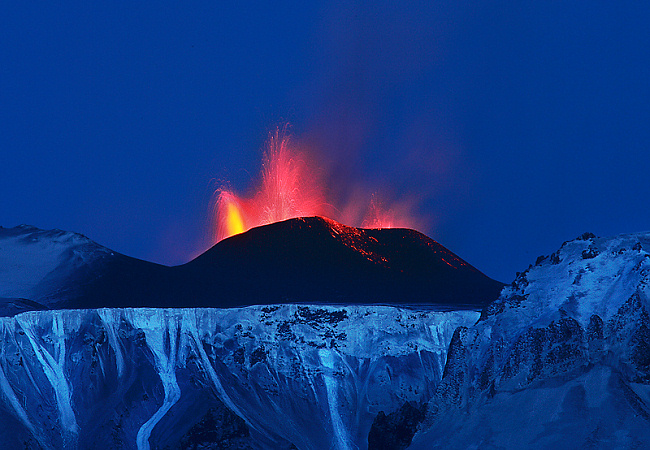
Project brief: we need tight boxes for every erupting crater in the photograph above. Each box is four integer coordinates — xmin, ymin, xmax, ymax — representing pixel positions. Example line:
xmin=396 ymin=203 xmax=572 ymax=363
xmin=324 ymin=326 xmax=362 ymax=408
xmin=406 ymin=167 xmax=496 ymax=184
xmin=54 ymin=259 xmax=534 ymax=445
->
xmin=213 ymin=128 xmax=422 ymax=242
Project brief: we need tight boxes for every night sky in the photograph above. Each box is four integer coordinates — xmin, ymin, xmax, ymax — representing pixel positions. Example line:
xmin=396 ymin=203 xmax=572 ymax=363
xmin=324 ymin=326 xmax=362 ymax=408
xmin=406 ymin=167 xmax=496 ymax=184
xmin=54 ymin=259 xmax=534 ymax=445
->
xmin=2 ymin=2 xmax=649 ymax=283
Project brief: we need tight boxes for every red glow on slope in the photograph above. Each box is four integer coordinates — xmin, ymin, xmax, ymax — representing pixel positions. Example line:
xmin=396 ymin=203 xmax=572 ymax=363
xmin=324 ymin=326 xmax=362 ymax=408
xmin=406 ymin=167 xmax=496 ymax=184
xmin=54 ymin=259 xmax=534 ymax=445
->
xmin=213 ymin=128 xmax=423 ymax=242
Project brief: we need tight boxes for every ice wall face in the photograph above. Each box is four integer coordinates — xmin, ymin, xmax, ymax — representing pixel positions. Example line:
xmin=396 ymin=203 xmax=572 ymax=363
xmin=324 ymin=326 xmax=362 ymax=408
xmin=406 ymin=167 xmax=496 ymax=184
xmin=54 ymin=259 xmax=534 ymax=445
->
xmin=0 ymin=305 xmax=478 ymax=449
xmin=411 ymin=232 xmax=650 ymax=448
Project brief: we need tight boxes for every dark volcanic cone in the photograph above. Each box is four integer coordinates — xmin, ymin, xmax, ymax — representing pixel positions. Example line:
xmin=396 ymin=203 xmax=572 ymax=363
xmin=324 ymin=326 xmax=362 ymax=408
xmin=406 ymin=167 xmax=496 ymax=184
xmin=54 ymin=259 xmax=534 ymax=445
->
xmin=177 ymin=216 xmax=504 ymax=309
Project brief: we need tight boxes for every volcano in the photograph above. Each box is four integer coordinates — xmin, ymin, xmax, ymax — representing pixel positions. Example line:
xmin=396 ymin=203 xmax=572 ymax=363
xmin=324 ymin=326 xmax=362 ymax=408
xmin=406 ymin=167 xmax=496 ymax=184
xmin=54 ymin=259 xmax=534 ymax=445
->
xmin=180 ymin=216 xmax=503 ymax=308
xmin=0 ymin=217 xmax=503 ymax=312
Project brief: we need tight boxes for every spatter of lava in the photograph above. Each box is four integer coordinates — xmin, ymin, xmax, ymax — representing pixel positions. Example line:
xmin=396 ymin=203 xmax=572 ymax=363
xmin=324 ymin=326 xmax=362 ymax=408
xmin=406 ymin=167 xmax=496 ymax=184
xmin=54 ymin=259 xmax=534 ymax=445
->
xmin=213 ymin=128 xmax=421 ymax=242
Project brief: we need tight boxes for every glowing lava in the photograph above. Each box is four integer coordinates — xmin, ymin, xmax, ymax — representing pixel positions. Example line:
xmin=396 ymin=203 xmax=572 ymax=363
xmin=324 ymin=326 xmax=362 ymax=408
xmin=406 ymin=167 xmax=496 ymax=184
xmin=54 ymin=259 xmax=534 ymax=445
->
xmin=219 ymin=192 xmax=245 ymax=239
xmin=213 ymin=128 xmax=423 ymax=242
xmin=214 ymin=130 xmax=329 ymax=242
xmin=256 ymin=130 xmax=328 ymax=224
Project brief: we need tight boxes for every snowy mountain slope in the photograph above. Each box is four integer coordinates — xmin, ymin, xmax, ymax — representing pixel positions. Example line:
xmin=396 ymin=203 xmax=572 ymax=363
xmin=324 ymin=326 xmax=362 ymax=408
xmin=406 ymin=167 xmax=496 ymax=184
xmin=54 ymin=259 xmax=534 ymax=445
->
xmin=0 ymin=305 xmax=478 ymax=449
xmin=0 ymin=225 xmax=111 ymax=305
xmin=0 ymin=297 xmax=48 ymax=317
xmin=410 ymin=231 xmax=650 ymax=448
xmin=0 ymin=225 xmax=174 ymax=311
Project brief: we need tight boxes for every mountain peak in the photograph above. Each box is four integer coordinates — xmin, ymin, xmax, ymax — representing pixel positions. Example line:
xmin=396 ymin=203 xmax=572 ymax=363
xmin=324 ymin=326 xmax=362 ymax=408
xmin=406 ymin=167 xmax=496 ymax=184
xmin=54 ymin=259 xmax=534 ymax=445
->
xmin=484 ymin=229 xmax=650 ymax=327
xmin=186 ymin=216 xmax=503 ymax=308
xmin=0 ymin=224 xmax=113 ymax=305
xmin=412 ymin=230 xmax=650 ymax=448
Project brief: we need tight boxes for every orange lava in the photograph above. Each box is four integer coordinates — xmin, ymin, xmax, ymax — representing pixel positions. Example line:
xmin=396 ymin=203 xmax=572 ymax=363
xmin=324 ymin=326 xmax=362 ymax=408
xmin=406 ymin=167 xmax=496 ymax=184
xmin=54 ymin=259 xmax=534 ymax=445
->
xmin=213 ymin=128 xmax=423 ymax=242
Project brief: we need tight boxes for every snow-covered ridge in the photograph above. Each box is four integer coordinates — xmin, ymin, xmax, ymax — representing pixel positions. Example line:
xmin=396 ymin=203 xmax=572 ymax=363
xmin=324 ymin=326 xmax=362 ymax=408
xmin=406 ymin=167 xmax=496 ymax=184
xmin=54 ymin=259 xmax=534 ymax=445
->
xmin=410 ymin=231 xmax=650 ymax=448
xmin=485 ymin=230 xmax=650 ymax=332
xmin=0 ymin=225 xmax=112 ymax=304
xmin=0 ymin=304 xmax=478 ymax=449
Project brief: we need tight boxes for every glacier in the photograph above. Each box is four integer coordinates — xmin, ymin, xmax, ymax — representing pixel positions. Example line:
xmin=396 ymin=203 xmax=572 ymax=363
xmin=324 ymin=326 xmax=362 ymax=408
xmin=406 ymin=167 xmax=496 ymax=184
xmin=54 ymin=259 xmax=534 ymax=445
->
xmin=0 ymin=304 xmax=478 ymax=449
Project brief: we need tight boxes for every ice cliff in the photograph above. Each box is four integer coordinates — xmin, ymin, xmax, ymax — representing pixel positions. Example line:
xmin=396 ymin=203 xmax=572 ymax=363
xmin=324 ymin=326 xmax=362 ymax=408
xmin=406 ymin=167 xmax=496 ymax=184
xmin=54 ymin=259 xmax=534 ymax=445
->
xmin=0 ymin=304 xmax=478 ymax=449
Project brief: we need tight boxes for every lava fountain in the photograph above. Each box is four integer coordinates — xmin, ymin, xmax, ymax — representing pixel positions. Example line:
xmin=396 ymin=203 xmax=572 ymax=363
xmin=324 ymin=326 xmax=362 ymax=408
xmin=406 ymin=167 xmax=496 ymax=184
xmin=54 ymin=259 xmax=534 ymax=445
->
xmin=213 ymin=128 xmax=423 ymax=242
xmin=214 ymin=130 xmax=330 ymax=242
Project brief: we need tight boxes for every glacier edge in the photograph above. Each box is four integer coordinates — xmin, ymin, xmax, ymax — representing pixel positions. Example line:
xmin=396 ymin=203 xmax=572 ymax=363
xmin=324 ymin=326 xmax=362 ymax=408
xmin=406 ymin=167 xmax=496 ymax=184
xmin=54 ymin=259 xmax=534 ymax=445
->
xmin=0 ymin=304 xmax=478 ymax=449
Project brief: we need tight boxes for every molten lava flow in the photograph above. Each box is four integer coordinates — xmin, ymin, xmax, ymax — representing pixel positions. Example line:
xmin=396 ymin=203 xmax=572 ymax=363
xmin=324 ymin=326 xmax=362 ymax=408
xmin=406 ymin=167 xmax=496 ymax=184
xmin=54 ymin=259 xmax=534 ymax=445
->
xmin=213 ymin=128 xmax=424 ymax=242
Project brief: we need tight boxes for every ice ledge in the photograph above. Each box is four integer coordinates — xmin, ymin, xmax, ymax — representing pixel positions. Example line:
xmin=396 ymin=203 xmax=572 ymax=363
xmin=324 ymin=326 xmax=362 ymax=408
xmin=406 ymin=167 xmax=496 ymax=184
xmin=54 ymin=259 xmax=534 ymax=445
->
xmin=1 ymin=304 xmax=480 ymax=359
xmin=0 ymin=304 xmax=479 ymax=449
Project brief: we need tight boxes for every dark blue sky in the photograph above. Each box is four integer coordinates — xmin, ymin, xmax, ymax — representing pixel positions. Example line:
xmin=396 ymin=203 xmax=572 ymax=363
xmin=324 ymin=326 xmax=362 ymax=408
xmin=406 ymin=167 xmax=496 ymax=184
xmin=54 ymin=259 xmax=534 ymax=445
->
xmin=2 ymin=2 xmax=649 ymax=282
